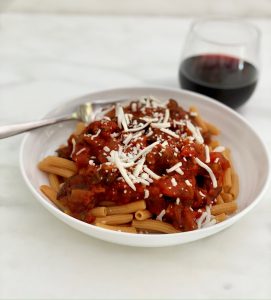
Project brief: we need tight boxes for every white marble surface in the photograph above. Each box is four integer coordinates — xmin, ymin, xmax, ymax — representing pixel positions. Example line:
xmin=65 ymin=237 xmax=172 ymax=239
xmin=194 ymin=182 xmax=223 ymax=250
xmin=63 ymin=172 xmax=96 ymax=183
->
xmin=0 ymin=13 xmax=271 ymax=299
xmin=5 ymin=0 xmax=271 ymax=17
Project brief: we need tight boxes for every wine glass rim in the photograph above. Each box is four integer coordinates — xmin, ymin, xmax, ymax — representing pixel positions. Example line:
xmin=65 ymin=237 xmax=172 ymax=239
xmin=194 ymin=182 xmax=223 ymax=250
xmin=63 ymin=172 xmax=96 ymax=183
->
xmin=190 ymin=17 xmax=261 ymax=47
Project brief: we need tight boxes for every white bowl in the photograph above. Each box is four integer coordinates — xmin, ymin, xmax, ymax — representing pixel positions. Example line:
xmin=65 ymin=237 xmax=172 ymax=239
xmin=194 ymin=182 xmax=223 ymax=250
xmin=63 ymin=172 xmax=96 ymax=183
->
xmin=20 ymin=87 xmax=270 ymax=247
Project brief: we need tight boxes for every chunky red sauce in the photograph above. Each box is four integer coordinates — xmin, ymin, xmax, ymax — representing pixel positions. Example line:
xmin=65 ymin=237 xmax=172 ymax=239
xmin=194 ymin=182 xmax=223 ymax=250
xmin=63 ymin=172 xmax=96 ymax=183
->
xmin=56 ymin=98 xmax=229 ymax=231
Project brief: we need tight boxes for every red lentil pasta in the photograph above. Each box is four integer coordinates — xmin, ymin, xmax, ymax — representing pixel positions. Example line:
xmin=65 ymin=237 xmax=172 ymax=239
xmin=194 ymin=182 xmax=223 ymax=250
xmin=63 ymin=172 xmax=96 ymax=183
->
xmin=38 ymin=96 xmax=239 ymax=234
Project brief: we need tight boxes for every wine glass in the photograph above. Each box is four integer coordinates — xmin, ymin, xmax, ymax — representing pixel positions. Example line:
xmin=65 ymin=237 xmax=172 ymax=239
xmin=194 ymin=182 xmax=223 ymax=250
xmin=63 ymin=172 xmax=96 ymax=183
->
xmin=179 ymin=17 xmax=261 ymax=109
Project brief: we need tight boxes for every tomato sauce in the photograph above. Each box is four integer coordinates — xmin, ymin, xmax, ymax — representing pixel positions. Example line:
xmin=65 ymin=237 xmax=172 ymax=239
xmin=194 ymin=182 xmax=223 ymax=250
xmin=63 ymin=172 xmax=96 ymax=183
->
xmin=56 ymin=98 xmax=229 ymax=231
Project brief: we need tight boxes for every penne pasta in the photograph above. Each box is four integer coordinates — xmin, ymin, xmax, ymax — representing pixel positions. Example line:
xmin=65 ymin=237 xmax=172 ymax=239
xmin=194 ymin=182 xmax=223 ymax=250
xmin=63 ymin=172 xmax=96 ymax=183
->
xmin=90 ymin=207 xmax=107 ymax=217
xmin=135 ymin=209 xmax=152 ymax=221
xmin=216 ymin=194 xmax=224 ymax=204
xmin=189 ymin=106 xmax=208 ymax=132
xmin=74 ymin=122 xmax=86 ymax=135
xmin=223 ymin=148 xmax=236 ymax=172
xmin=38 ymin=162 xmax=76 ymax=178
xmin=132 ymin=219 xmax=180 ymax=234
xmin=48 ymin=173 xmax=60 ymax=192
xmin=96 ymin=223 xmax=137 ymax=233
xmin=205 ymin=121 xmax=220 ymax=135
xmin=221 ymin=192 xmax=234 ymax=203
xmin=211 ymin=201 xmax=237 ymax=215
xmin=40 ymin=185 xmax=69 ymax=213
xmin=94 ymin=214 xmax=133 ymax=225
xmin=214 ymin=213 xmax=227 ymax=223
xmin=209 ymin=140 xmax=220 ymax=150
xmin=223 ymin=168 xmax=232 ymax=192
xmin=42 ymin=156 xmax=77 ymax=172
xmin=106 ymin=200 xmax=146 ymax=215
xmin=230 ymin=172 xmax=239 ymax=199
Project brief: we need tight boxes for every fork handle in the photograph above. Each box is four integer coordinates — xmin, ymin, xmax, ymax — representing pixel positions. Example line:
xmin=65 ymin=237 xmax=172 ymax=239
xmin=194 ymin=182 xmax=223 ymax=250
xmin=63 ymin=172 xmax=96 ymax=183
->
xmin=0 ymin=113 xmax=77 ymax=139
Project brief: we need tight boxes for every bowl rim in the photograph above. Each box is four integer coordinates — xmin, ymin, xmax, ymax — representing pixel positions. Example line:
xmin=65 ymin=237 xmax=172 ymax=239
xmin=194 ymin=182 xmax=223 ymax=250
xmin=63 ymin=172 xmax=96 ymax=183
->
xmin=19 ymin=85 xmax=271 ymax=240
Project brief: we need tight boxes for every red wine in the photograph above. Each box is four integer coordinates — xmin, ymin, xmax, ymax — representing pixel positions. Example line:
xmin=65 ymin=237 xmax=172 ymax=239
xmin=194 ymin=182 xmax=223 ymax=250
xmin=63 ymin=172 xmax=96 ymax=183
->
xmin=179 ymin=54 xmax=258 ymax=108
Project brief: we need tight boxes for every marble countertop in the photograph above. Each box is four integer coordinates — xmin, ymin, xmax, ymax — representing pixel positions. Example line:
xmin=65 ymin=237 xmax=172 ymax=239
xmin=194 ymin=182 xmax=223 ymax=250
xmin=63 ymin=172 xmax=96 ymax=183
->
xmin=0 ymin=13 xmax=271 ymax=299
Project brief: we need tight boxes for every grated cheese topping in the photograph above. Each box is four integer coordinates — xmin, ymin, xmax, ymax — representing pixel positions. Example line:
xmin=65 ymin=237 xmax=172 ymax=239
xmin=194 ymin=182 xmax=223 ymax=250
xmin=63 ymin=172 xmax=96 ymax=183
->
xmin=166 ymin=162 xmax=183 ymax=173
xmin=75 ymin=147 xmax=86 ymax=156
xmin=103 ymin=146 xmax=110 ymax=153
xmin=126 ymin=121 xmax=151 ymax=132
xmin=199 ymin=191 xmax=206 ymax=198
xmin=163 ymin=109 xmax=170 ymax=123
xmin=185 ymin=179 xmax=192 ymax=187
xmin=151 ymin=122 xmax=171 ymax=128
xmin=91 ymin=129 xmax=101 ymax=140
xmin=195 ymin=158 xmax=217 ymax=188
xmin=213 ymin=146 xmax=225 ymax=152
xmin=171 ymin=178 xmax=177 ymax=187
xmin=186 ymin=120 xmax=204 ymax=144
xmin=70 ymin=138 xmax=76 ymax=157
xmin=205 ymin=145 xmax=210 ymax=163
xmin=143 ymin=166 xmax=161 ymax=180
xmin=156 ymin=209 xmax=166 ymax=221
xmin=160 ymin=128 xmax=180 ymax=139
xmin=133 ymin=157 xmax=145 ymax=177
xmin=88 ymin=159 xmax=95 ymax=166
xmin=113 ymin=151 xmax=136 ymax=191
xmin=144 ymin=189 xmax=149 ymax=199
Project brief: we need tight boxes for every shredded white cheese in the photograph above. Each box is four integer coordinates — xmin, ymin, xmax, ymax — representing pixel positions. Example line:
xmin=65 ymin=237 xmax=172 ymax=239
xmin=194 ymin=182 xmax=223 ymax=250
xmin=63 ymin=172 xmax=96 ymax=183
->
xmin=123 ymin=134 xmax=133 ymax=146
xmin=214 ymin=157 xmax=220 ymax=163
xmin=118 ymin=106 xmax=129 ymax=131
xmin=156 ymin=209 xmax=166 ymax=221
xmin=213 ymin=146 xmax=225 ymax=152
xmin=103 ymin=146 xmax=110 ymax=152
xmin=126 ymin=121 xmax=150 ymax=132
xmin=205 ymin=145 xmax=210 ymax=163
xmin=174 ymin=120 xmax=186 ymax=126
xmin=171 ymin=178 xmax=177 ymax=187
xmin=186 ymin=120 xmax=204 ymax=144
xmin=75 ymin=147 xmax=86 ymax=156
xmin=113 ymin=151 xmax=136 ymax=191
xmin=124 ymin=113 xmax=130 ymax=125
xmin=161 ymin=141 xmax=168 ymax=148
xmin=196 ymin=212 xmax=208 ymax=229
xmin=163 ymin=109 xmax=170 ymax=123
xmin=143 ymin=166 xmax=161 ymax=180
xmin=151 ymin=122 xmax=171 ymax=129
xmin=88 ymin=159 xmax=95 ymax=166
xmin=199 ymin=191 xmax=206 ymax=198
xmin=110 ymin=132 xmax=119 ymax=138
xmin=136 ymin=177 xmax=150 ymax=186
xmin=91 ymin=129 xmax=101 ymax=140
xmin=133 ymin=157 xmax=145 ymax=177
xmin=133 ymin=141 xmax=159 ymax=161
xmin=202 ymin=219 xmax=216 ymax=228
xmin=195 ymin=157 xmax=217 ymax=188
xmin=166 ymin=162 xmax=183 ymax=173
xmin=175 ymin=168 xmax=184 ymax=175
xmin=131 ymin=102 xmax=137 ymax=112
xmin=70 ymin=138 xmax=76 ymax=157
xmin=160 ymin=128 xmax=180 ymax=139
xmin=144 ymin=189 xmax=149 ymax=199
xmin=185 ymin=179 xmax=192 ymax=187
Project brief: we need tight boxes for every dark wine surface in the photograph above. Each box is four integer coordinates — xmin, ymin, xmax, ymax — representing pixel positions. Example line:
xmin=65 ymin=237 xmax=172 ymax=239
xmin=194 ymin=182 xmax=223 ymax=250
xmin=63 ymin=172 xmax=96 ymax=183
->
xmin=179 ymin=54 xmax=258 ymax=108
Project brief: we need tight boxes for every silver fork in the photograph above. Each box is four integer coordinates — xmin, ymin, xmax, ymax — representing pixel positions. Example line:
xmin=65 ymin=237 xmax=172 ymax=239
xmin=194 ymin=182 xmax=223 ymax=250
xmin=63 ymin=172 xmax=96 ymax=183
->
xmin=0 ymin=99 xmax=124 ymax=139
